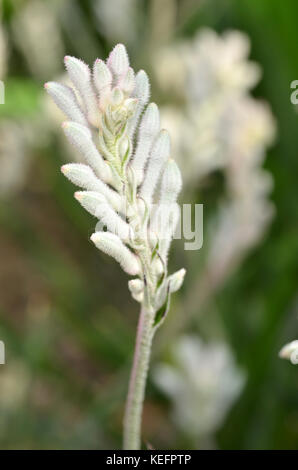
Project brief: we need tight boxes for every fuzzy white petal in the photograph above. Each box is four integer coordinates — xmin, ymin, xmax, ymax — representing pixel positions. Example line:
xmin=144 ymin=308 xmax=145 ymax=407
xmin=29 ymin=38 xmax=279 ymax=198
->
xmin=64 ymin=56 xmax=99 ymax=127
xmin=128 ymin=279 xmax=144 ymax=294
xmin=62 ymin=121 xmax=111 ymax=183
xmin=93 ymin=59 xmax=112 ymax=92
xmin=140 ymin=129 xmax=170 ymax=203
xmin=107 ymin=43 xmax=129 ymax=76
xmin=279 ymin=340 xmax=298 ymax=364
xmin=75 ymin=191 xmax=132 ymax=241
xmin=44 ymin=82 xmax=87 ymax=126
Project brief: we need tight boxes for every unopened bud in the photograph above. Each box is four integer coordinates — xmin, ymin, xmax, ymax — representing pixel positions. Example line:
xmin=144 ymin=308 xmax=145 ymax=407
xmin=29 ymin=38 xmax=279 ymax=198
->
xmin=279 ymin=340 xmax=298 ymax=364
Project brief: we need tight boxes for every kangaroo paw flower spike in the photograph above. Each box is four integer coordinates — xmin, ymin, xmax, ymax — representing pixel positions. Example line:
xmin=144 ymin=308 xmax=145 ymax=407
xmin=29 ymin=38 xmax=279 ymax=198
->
xmin=45 ymin=44 xmax=185 ymax=450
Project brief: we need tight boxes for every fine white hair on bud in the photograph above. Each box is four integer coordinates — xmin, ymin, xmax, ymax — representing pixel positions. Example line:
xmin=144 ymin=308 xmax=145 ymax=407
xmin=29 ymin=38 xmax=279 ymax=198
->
xmin=93 ymin=59 xmax=112 ymax=107
xmin=61 ymin=164 xmax=122 ymax=211
xmin=168 ymin=268 xmax=186 ymax=293
xmin=140 ymin=129 xmax=170 ymax=204
xmin=134 ymin=70 xmax=150 ymax=106
xmin=46 ymin=43 xmax=184 ymax=312
xmin=111 ymin=86 xmax=124 ymax=106
xmin=129 ymin=70 xmax=150 ymax=138
xmin=131 ymin=291 xmax=144 ymax=303
xmin=131 ymin=103 xmax=160 ymax=185
xmin=91 ymin=232 xmax=140 ymax=276
xmin=128 ymin=279 xmax=144 ymax=294
xmin=62 ymin=121 xmax=112 ymax=184
xmin=119 ymin=67 xmax=136 ymax=95
xmin=128 ymin=279 xmax=145 ymax=302
xmin=159 ymin=202 xmax=181 ymax=261
xmin=75 ymin=191 xmax=132 ymax=241
xmin=64 ymin=56 xmax=99 ymax=127
xmin=159 ymin=159 xmax=182 ymax=204
xmin=107 ymin=43 xmax=129 ymax=77
xmin=93 ymin=59 xmax=112 ymax=92
xmin=279 ymin=340 xmax=298 ymax=364
xmin=44 ymin=82 xmax=88 ymax=126
xmin=140 ymin=103 xmax=160 ymax=138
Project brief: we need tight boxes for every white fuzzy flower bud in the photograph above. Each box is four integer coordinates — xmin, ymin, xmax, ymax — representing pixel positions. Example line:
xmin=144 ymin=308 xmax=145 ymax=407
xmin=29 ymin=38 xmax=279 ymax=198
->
xmin=44 ymin=82 xmax=87 ymax=126
xmin=131 ymin=291 xmax=144 ymax=303
xmin=62 ymin=121 xmax=112 ymax=184
xmin=93 ymin=59 xmax=112 ymax=107
xmin=75 ymin=191 xmax=132 ymax=241
xmin=160 ymin=159 xmax=182 ymax=204
xmin=279 ymin=340 xmax=298 ymax=364
xmin=119 ymin=67 xmax=135 ymax=94
xmin=124 ymin=98 xmax=138 ymax=116
xmin=93 ymin=59 xmax=112 ymax=92
xmin=150 ymin=202 xmax=179 ymax=243
xmin=128 ymin=279 xmax=144 ymax=302
xmin=140 ymin=130 xmax=170 ymax=203
xmin=139 ymin=103 xmax=160 ymax=138
xmin=64 ymin=56 xmax=99 ymax=127
xmin=118 ymin=136 xmax=130 ymax=162
xmin=107 ymin=43 xmax=129 ymax=77
xmin=111 ymin=86 xmax=124 ymax=106
xmin=168 ymin=268 xmax=186 ymax=293
xmin=61 ymin=163 xmax=122 ymax=211
xmin=129 ymin=70 xmax=150 ymax=137
xmin=91 ymin=232 xmax=140 ymax=276
xmin=152 ymin=258 xmax=164 ymax=278
xmin=134 ymin=70 xmax=150 ymax=105
xmin=131 ymin=103 xmax=160 ymax=184
xmin=128 ymin=279 xmax=144 ymax=294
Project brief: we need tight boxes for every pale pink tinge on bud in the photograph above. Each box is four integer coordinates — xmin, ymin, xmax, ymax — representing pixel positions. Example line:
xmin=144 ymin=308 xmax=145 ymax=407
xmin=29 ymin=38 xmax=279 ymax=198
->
xmin=64 ymin=55 xmax=99 ymax=127
xmin=93 ymin=59 xmax=112 ymax=106
xmin=44 ymin=82 xmax=87 ymax=126
xmin=129 ymin=70 xmax=150 ymax=138
xmin=91 ymin=232 xmax=140 ymax=276
xmin=61 ymin=163 xmax=121 ymax=211
xmin=107 ymin=43 xmax=130 ymax=77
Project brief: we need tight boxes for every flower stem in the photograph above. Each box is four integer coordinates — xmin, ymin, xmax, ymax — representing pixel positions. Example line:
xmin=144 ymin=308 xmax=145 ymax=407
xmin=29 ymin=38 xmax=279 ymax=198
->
xmin=123 ymin=301 xmax=155 ymax=450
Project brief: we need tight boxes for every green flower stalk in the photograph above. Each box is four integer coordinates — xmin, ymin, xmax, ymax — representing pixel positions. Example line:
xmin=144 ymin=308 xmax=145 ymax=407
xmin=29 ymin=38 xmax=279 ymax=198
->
xmin=45 ymin=44 xmax=185 ymax=449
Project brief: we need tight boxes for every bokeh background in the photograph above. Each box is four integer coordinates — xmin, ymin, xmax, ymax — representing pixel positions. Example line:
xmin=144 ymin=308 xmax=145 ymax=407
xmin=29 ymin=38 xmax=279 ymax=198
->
xmin=0 ymin=0 xmax=298 ymax=450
